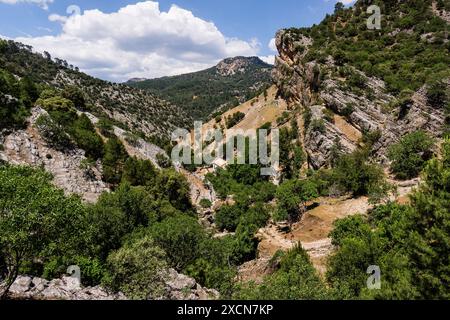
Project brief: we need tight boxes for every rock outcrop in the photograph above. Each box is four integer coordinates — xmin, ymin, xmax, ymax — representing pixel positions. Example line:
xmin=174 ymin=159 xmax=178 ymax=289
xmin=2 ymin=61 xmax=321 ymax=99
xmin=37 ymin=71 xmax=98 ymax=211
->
xmin=6 ymin=270 xmax=219 ymax=301
xmin=6 ymin=275 xmax=125 ymax=300
xmin=272 ymin=29 xmax=445 ymax=168
xmin=0 ymin=108 xmax=109 ymax=202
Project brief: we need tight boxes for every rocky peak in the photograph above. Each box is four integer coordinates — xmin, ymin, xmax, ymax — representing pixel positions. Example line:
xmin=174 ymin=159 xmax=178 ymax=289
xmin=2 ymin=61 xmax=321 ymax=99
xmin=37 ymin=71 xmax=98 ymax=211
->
xmin=216 ymin=56 xmax=269 ymax=76
xmin=126 ymin=77 xmax=148 ymax=83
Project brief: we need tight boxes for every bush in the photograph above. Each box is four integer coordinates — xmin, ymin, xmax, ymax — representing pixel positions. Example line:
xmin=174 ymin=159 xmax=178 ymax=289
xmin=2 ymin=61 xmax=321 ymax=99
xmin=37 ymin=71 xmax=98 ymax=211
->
xmin=215 ymin=204 xmax=245 ymax=232
xmin=427 ymin=80 xmax=448 ymax=109
xmin=104 ymin=235 xmax=168 ymax=300
xmin=102 ymin=137 xmax=129 ymax=185
xmin=35 ymin=114 xmax=73 ymax=151
xmin=388 ymin=131 xmax=435 ymax=179
xmin=199 ymin=198 xmax=212 ymax=208
xmin=150 ymin=214 xmax=206 ymax=271
xmin=310 ymin=119 xmax=326 ymax=133
xmin=156 ymin=153 xmax=171 ymax=168
xmin=226 ymin=112 xmax=245 ymax=128
xmin=37 ymin=96 xmax=77 ymax=126
xmin=332 ymin=149 xmax=386 ymax=196
xmin=275 ymin=179 xmax=318 ymax=223
xmin=62 ymin=86 xmax=86 ymax=111
xmin=97 ymin=118 xmax=115 ymax=137
xmin=69 ymin=114 xmax=104 ymax=160
xmin=0 ymin=165 xmax=88 ymax=297
xmin=234 ymin=245 xmax=329 ymax=300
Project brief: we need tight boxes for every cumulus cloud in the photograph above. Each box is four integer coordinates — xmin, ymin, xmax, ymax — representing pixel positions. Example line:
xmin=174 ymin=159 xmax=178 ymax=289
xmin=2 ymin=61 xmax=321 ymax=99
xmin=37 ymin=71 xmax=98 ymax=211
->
xmin=14 ymin=1 xmax=262 ymax=82
xmin=268 ymin=38 xmax=277 ymax=52
xmin=259 ymin=55 xmax=275 ymax=65
xmin=0 ymin=0 xmax=53 ymax=10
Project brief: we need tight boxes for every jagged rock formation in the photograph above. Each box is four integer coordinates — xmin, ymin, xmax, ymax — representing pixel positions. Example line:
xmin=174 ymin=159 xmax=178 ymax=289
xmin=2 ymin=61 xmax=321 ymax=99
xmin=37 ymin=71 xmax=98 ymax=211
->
xmin=6 ymin=270 xmax=219 ymax=301
xmin=0 ymin=108 xmax=108 ymax=202
xmin=216 ymin=56 xmax=268 ymax=76
xmin=272 ymin=27 xmax=446 ymax=168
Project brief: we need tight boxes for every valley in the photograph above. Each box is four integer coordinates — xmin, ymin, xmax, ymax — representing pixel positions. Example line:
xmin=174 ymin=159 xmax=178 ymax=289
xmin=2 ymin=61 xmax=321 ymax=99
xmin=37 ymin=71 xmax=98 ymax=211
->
xmin=1 ymin=0 xmax=449 ymax=302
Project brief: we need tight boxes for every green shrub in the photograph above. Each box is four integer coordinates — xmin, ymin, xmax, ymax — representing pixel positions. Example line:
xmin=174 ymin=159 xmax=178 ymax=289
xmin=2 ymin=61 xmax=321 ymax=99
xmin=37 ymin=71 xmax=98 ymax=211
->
xmin=226 ymin=112 xmax=245 ymax=128
xmin=310 ymin=119 xmax=326 ymax=133
xmin=35 ymin=114 xmax=73 ymax=151
xmin=104 ymin=235 xmax=168 ymax=300
xmin=215 ymin=204 xmax=244 ymax=232
xmin=333 ymin=149 xmax=386 ymax=196
xmin=150 ymin=214 xmax=206 ymax=271
xmin=388 ymin=131 xmax=435 ymax=179
xmin=199 ymin=198 xmax=212 ymax=208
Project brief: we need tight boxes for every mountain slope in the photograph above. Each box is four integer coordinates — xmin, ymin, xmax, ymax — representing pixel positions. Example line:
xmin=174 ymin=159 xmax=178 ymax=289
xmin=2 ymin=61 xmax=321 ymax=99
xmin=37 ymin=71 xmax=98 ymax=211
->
xmin=272 ymin=0 xmax=449 ymax=168
xmin=0 ymin=39 xmax=191 ymax=143
xmin=127 ymin=56 xmax=273 ymax=121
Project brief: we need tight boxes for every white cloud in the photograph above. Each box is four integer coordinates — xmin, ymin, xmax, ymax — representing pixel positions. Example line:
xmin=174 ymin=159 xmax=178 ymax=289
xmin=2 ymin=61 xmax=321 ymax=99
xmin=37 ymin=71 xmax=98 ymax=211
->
xmin=259 ymin=55 xmax=275 ymax=65
xmin=268 ymin=38 xmax=277 ymax=52
xmin=0 ymin=0 xmax=53 ymax=10
xmin=14 ymin=1 xmax=261 ymax=82
xmin=48 ymin=13 xmax=68 ymax=23
xmin=325 ymin=0 xmax=356 ymax=5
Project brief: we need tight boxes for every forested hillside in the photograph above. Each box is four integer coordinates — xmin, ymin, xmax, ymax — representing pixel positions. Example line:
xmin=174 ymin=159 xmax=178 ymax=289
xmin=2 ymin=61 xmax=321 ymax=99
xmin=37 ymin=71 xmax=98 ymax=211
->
xmin=0 ymin=39 xmax=191 ymax=145
xmin=127 ymin=56 xmax=273 ymax=121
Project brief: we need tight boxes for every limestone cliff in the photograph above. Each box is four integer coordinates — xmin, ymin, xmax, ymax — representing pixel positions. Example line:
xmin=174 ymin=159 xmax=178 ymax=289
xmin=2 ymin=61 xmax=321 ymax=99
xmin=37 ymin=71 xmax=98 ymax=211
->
xmin=272 ymin=26 xmax=446 ymax=169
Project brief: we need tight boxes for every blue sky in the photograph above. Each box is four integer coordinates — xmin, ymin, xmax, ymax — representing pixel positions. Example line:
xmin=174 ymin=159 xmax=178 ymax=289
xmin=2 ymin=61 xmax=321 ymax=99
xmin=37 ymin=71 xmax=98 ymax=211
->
xmin=0 ymin=0 xmax=354 ymax=81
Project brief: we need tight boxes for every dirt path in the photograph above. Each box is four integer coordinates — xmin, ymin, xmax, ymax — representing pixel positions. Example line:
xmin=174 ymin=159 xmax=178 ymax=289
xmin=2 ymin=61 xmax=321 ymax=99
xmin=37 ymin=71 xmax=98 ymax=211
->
xmin=239 ymin=196 xmax=371 ymax=281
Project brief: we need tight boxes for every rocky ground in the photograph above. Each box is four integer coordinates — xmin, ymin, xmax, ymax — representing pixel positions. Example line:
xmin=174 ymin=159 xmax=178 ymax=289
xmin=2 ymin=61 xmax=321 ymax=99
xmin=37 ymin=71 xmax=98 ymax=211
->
xmin=0 ymin=108 xmax=108 ymax=202
xmin=5 ymin=269 xmax=219 ymax=301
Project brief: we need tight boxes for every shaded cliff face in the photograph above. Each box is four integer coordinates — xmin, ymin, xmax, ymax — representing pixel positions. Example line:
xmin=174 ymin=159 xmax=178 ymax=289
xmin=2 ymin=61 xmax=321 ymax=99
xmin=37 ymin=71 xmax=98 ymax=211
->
xmin=272 ymin=0 xmax=448 ymax=169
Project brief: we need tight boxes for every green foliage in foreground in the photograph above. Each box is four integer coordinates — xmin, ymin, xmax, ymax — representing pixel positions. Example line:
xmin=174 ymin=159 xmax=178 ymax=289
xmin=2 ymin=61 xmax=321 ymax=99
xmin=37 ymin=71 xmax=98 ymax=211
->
xmin=104 ymin=235 xmax=168 ymax=300
xmin=0 ymin=165 xmax=88 ymax=297
xmin=327 ymin=139 xmax=450 ymax=299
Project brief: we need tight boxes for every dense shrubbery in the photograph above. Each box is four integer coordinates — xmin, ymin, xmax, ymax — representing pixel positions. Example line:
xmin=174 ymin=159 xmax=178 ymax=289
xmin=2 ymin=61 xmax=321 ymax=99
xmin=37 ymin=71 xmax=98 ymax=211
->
xmin=332 ymin=149 xmax=387 ymax=197
xmin=0 ymin=68 xmax=39 ymax=129
xmin=275 ymin=179 xmax=318 ymax=223
xmin=297 ymin=0 xmax=450 ymax=97
xmin=327 ymin=140 xmax=450 ymax=299
xmin=234 ymin=245 xmax=330 ymax=299
xmin=226 ymin=111 xmax=245 ymax=129
xmin=129 ymin=58 xmax=273 ymax=121
xmin=388 ymin=131 xmax=435 ymax=179
xmin=104 ymin=235 xmax=168 ymax=299
xmin=34 ymin=91 xmax=105 ymax=160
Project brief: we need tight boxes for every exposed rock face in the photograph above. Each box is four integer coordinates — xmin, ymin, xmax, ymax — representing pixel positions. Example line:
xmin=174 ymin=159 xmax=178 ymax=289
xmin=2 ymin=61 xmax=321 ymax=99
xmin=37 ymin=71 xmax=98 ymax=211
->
xmin=6 ymin=271 xmax=219 ymax=301
xmin=0 ymin=108 xmax=109 ymax=202
xmin=272 ymin=29 xmax=445 ymax=168
xmin=216 ymin=56 xmax=271 ymax=76
xmin=83 ymin=111 xmax=166 ymax=169
xmin=7 ymin=276 xmax=125 ymax=300
xmin=304 ymin=105 xmax=357 ymax=169
xmin=165 ymin=269 xmax=219 ymax=300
